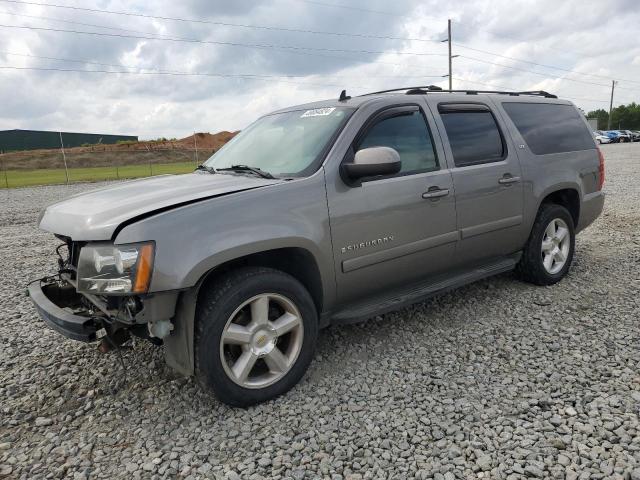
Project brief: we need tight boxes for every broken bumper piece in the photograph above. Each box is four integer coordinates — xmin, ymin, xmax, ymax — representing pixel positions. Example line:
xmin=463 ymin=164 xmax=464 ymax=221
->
xmin=28 ymin=282 xmax=100 ymax=342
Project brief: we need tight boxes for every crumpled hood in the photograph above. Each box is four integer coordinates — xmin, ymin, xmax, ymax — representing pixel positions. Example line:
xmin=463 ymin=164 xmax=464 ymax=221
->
xmin=39 ymin=173 xmax=282 ymax=240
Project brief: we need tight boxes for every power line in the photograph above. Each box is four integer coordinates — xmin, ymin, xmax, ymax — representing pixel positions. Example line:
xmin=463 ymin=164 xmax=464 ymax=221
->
xmin=0 ymin=60 xmax=618 ymax=107
xmin=0 ymin=8 xmax=434 ymax=45
xmin=457 ymin=21 xmax=612 ymax=67
xmin=290 ymin=0 xmax=403 ymax=17
xmin=458 ymin=55 xmax=615 ymax=88
xmin=2 ymin=1 xmax=638 ymax=88
xmin=0 ymin=14 xmax=450 ymax=75
xmin=0 ymin=23 xmax=449 ymax=58
xmin=0 ymin=50 xmax=447 ymax=80
xmin=0 ymin=10 xmax=194 ymax=36
xmin=0 ymin=64 xmax=355 ymax=88
xmin=1 ymin=5 xmax=637 ymax=101
xmin=452 ymin=42 xmax=640 ymax=86
xmin=0 ymin=0 xmax=427 ymax=41
xmin=0 ymin=64 xmax=630 ymax=111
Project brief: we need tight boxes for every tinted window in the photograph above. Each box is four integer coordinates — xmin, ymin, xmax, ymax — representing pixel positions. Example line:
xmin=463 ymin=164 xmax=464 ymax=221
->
xmin=502 ymin=102 xmax=594 ymax=155
xmin=358 ymin=111 xmax=438 ymax=174
xmin=439 ymin=110 xmax=504 ymax=167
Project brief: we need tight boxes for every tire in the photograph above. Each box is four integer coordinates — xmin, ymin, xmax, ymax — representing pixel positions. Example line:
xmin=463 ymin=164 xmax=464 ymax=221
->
xmin=516 ymin=203 xmax=575 ymax=286
xmin=195 ymin=266 xmax=318 ymax=407
xmin=597 ymin=139 xmax=602 ymax=144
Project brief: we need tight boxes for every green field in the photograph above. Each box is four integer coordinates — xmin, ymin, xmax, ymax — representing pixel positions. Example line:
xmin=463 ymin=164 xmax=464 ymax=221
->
xmin=0 ymin=161 xmax=198 ymax=188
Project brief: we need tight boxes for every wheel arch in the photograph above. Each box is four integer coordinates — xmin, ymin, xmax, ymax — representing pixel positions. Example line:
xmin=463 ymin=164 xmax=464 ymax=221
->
xmin=164 ymin=246 xmax=326 ymax=377
xmin=196 ymin=247 xmax=324 ymax=314
xmin=538 ymin=187 xmax=580 ymax=227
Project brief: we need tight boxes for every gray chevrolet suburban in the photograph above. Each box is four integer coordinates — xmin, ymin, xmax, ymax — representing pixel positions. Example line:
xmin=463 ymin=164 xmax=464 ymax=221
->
xmin=29 ymin=86 xmax=605 ymax=406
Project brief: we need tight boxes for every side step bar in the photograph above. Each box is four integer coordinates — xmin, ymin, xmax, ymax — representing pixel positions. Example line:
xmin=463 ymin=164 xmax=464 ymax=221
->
xmin=330 ymin=254 xmax=521 ymax=325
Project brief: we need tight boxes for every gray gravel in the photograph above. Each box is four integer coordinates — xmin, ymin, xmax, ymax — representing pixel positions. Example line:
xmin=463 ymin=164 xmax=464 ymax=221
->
xmin=1 ymin=143 xmax=639 ymax=480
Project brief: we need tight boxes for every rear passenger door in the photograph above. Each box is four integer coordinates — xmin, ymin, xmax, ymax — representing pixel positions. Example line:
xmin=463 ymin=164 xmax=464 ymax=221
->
xmin=428 ymin=100 xmax=524 ymax=264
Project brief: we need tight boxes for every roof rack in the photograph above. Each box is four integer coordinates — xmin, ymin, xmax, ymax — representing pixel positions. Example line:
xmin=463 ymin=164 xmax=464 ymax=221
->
xmin=361 ymin=85 xmax=443 ymax=96
xmin=359 ymin=86 xmax=557 ymax=99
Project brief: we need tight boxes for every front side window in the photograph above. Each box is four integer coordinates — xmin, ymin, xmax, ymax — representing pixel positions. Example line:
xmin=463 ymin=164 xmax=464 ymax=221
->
xmin=204 ymin=107 xmax=354 ymax=177
xmin=502 ymin=102 xmax=595 ymax=155
xmin=357 ymin=111 xmax=438 ymax=174
xmin=439 ymin=109 xmax=504 ymax=167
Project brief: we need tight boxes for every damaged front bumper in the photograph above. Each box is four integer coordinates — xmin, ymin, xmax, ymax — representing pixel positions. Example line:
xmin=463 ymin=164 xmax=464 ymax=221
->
xmin=28 ymin=281 xmax=101 ymax=342
xmin=28 ymin=277 xmax=179 ymax=345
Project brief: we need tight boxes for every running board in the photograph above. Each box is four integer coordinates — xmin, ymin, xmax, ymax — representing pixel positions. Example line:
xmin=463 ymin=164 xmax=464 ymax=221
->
xmin=331 ymin=254 xmax=520 ymax=325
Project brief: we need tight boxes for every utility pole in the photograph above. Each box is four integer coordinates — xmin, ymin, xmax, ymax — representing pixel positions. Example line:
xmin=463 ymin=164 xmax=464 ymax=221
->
xmin=441 ymin=19 xmax=458 ymax=90
xmin=447 ymin=19 xmax=452 ymax=90
xmin=607 ymin=80 xmax=616 ymax=130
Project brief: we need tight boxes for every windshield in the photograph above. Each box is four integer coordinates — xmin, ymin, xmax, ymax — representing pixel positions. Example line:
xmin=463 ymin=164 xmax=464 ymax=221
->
xmin=204 ymin=107 xmax=354 ymax=177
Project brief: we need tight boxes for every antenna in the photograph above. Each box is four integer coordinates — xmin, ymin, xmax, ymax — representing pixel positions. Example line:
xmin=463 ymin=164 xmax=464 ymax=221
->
xmin=339 ymin=89 xmax=351 ymax=101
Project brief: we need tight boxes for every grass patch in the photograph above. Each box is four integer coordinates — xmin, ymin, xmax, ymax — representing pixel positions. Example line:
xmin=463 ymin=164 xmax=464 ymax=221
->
xmin=0 ymin=161 xmax=198 ymax=188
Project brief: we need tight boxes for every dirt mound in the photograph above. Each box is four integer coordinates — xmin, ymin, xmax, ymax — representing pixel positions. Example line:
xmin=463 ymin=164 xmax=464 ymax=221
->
xmin=0 ymin=130 xmax=239 ymax=170
xmin=177 ymin=131 xmax=238 ymax=150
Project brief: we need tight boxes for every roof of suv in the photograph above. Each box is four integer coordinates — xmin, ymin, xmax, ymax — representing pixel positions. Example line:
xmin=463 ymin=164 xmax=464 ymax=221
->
xmin=273 ymin=87 xmax=572 ymax=114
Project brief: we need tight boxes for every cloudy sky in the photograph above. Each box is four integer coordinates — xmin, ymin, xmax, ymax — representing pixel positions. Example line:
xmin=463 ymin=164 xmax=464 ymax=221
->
xmin=1 ymin=0 xmax=639 ymax=139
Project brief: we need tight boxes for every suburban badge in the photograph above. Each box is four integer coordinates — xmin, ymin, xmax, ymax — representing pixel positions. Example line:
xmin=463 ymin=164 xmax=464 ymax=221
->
xmin=341 ymin=235 xmax=395 ymax=254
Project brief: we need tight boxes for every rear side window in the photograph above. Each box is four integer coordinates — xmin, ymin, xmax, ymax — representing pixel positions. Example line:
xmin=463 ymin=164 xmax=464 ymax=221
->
xmin=358 ymin=111 xmax=438 ymax=174
xmin=439 ymin=109 xmax=505 ymax=167
xmin=502 ymin=102 xmax=595 ymax=155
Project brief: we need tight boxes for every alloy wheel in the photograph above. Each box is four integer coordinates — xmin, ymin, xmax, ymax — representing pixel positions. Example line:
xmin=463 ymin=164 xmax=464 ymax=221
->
xmin=219 ymin=293 xmax=304 ymax=389
xmin=541 ymin=218 xmax=570 ymax=274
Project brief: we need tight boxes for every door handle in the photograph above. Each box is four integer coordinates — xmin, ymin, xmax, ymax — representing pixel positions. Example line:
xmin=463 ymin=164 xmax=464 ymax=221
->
xmin=498 ymin=175 xmax=521 ymax=185
xmin=422 ymin=188 xmax=450 ymax=199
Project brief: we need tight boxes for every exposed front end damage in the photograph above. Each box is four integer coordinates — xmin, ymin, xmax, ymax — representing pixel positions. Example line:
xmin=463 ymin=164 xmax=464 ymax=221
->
xmin=28 ymin=237 xmax=179 ymax=352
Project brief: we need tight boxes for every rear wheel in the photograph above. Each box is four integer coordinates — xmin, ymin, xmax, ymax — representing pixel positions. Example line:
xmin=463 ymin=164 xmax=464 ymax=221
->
xmin=195 ymin=267 xmax=318 ymax=407
xmin=516 ymin=204 xmax=575 ymax=285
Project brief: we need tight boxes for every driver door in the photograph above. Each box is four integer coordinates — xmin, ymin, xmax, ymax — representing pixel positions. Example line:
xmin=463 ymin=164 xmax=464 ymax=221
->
xmin=327 ymin=104 xmax=458 ymax=305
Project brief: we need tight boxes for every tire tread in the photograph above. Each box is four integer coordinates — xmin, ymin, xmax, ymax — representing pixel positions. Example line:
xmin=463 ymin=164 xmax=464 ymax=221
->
xmin=194 ymin=266 xmax=317 ymax=407
xmin=516 ymin=203 xmax=575 ymax=286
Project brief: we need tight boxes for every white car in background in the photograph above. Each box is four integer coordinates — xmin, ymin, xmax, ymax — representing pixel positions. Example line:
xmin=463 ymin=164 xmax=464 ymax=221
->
xmin=594 ymin=132 xmax=612 ymax=144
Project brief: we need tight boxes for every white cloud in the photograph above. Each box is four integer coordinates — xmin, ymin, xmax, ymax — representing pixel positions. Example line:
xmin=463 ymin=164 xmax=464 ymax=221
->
xmin=0 ymin=0 xmax=639 ymax=138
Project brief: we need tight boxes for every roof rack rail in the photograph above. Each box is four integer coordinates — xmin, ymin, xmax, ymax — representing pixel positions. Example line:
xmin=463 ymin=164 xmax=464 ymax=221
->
xmin=516 ymin=90 xmax=557 ymax=98
xmin=359 ymin=87 xmax=557 ymax=99
xmin=361 ymin=85 xmax=443 ymax=96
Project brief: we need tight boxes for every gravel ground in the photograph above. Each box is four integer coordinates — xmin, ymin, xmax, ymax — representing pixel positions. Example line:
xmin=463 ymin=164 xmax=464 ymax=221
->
xmin=1 ymin=143 xmax=639 ymax=480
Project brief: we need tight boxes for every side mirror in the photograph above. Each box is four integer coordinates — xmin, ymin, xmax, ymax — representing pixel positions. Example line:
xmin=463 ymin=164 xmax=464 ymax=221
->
xmin=342 ymin=146 xmax=401 ymax=183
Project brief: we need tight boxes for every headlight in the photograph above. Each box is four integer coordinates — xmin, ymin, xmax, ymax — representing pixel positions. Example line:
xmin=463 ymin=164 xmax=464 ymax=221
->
xmin=77 ymin=242 xmax=155 ymax=295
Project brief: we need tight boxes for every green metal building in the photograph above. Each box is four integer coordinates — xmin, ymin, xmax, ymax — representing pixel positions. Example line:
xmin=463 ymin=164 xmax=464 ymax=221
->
xmin=0 ymin=129 xmax=138 ymax=152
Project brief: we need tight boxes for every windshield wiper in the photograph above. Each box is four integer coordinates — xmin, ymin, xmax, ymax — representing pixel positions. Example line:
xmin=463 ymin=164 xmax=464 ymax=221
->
xmin=195 ymin=164 xmax=216 ymax=174
xmin=216 ymin=165 xmax=275 ymax=179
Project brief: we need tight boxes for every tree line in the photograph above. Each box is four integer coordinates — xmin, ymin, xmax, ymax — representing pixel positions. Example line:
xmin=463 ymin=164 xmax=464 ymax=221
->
xmin=587 ymin=103 xmax=640 ymax=130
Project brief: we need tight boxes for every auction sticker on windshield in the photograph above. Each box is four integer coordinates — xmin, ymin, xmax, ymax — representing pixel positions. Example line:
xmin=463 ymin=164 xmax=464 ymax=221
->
xmin=301 ymin=107 xmax=336 ymax=118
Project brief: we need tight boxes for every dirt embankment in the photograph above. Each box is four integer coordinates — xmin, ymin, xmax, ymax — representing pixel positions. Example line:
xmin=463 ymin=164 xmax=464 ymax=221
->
xmin=0 ymin=131 xmax=238 ymax=170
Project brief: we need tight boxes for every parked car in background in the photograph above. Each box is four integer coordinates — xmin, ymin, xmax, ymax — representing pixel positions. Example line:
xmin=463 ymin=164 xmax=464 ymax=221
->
xmin=612 ymin=130 xmax=632 ymax=142
xmin=632 ymin=131 xmax=640 ymax=142
xmin=598 ymin=130 xmax=620 ymax=142
xmin=594 ymin=132 xmax=612 ymax=144
xmin=620 ymin=130 xmax=640 ymax=142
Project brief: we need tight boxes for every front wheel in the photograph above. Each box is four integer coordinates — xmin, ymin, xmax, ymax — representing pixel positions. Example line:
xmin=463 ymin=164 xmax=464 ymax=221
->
xmin=195 ymin=267 xmax=318 ymax=407
xmin=516 ymin=204 xmax=575 ymax=286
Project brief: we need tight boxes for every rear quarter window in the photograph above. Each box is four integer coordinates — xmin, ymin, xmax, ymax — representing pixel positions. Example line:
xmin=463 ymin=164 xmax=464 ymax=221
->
xmin=439 ymin=109 xmax=505 ymax=167
xmin=502 ymin=102 xmax=595 ymax=155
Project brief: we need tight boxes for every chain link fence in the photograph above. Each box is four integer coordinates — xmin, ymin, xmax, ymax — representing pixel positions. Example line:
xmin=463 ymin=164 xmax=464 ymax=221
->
xmin=0 ymin=133 xmax=228 ymax=188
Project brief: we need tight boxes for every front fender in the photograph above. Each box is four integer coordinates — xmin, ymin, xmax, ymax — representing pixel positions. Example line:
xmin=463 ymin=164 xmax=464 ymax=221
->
xmin=114 ymin=173 xmax=336 ymax=309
